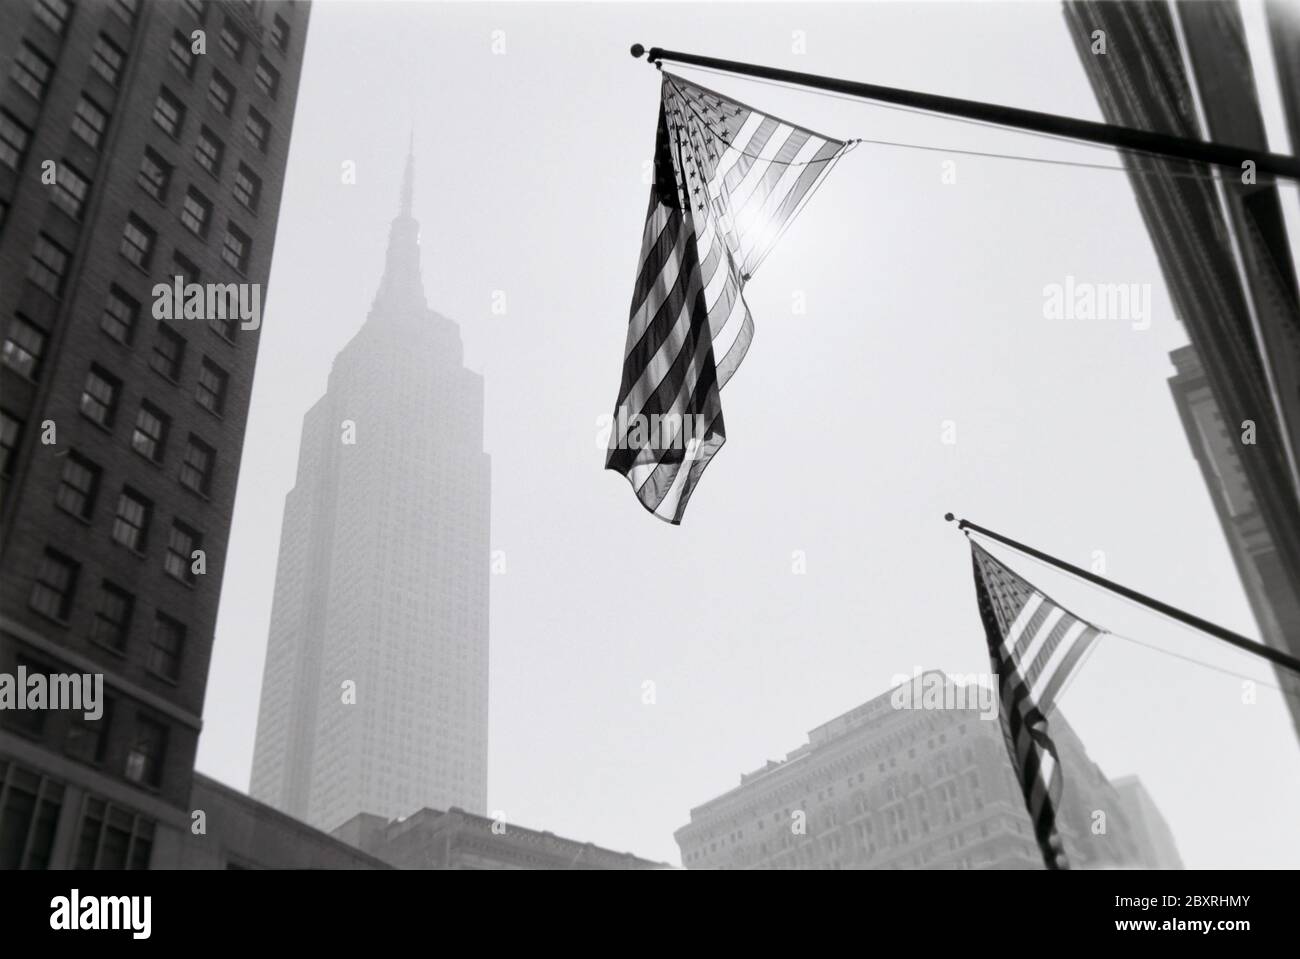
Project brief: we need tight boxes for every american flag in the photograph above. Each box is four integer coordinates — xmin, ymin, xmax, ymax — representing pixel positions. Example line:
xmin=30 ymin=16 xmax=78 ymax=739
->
xmin=971 ymin=542 xmax=1103 ymax=870
xmin=606 ymin=73 xmax=850 ymax=523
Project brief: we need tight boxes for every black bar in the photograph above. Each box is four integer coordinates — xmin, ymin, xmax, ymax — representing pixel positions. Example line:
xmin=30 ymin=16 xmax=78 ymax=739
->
xmin=945 ymin=514 xmax=1300 ymax=676
xmin=631 ymin=45 xmax=1300 ymax=181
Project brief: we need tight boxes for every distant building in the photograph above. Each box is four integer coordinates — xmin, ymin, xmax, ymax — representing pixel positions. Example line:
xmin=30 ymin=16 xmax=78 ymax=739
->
xmin=674 ymin=672 xmax=1155 ymax=870
xmin=334 ymin=807 xmax=668 ymax=870
xmin=0 ymin=0 xmax=309 ymax=868
xmin=174 ymin=774 xmax=389 ymax=870
xmin=250 ymin=142 xmax=491 ymax=832
xmin=1113 ymin=775 xmax=1183 ymax=869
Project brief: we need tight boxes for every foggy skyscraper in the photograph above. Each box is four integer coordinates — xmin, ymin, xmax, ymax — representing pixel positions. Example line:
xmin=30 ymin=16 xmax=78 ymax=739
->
xmin=250 ymin=145 xmax=490 ymax=831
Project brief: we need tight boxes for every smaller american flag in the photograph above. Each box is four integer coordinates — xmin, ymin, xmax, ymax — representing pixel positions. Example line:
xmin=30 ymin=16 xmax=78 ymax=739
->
xmin=970 ymin=542 xmax=1103 ymax=870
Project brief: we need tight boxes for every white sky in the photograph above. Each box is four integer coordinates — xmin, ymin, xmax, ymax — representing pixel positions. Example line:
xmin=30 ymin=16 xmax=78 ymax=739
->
xmin=197 ymin=0 xmax=1300 ymax=867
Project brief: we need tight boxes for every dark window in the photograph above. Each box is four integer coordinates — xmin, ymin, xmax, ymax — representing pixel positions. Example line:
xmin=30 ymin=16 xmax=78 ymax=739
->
xmin=221 ymin=223 xmax=250 ymax=273
xmin=65 ymin=699 xmax=113 ymax=765
xmin=164 ymin=521 xmax=199 ymax=584
xmin=91 ymin=582 xmax=133 ymax=652
xmin=79 ymin=365 xmax=120 ymax=427
xmin=271 ymin=14 xmax=290 ymax=51
xmin=2 ymin=316 xmax=46 ymax=379
xmin=0 ymin=764 xmax=65 ymax=870
xmin=34 ymin=0 xmax=72 ymax=35
xmin=152 ymin=87 xmax=185 ymax=138
xmin=180 ymin=187 xmax=211 ymax=237
xmin=207 ymin=72 xmax=234 ymax=116
xmin=55 ymin=451 xmax=100 ymax=519
xmin=244 ymin=108 xmax=268 ymax=152
xmin=120 ymin=215 xmax=155 ymax=269
xmin=137 ymin=147 xmax=172 ymax=201
xmin=112 ymin=0 xmax=139 ymax=25
xmin=12 ymin=43 xmax=54 ymax=101
xmin=169 ymin=31 xmax=195 ymax=78
xmin=182 ymin=0 xmax=205 ymax=23
xmin=125 ymin=717 xmax=166 ymax=785
xmin=30 ymin=548 xmax=79 ymax=621
xmin=101 ymin=285 xmax=139 ymax=344
xmin=195 ymin=126 xmax=223 ymax=176
xmin=219 ymin=20 xmax=245 ymax=62
xmin=147 ymin=616 xmax=184 ymax=682
xmin=111 ymin=487 xmax=151 ymax=552
xmin=130 ymin=401 xmax=169 ymax=462
xmin=51 ymin=162 xmax=91 ymax=219
xmin=90 ymin=33 xmax=126 ymax=86
xmin=196 ymin=358 xmax=228 ymax=415
xmin=254 ymin=58 xmax=279 ymax=99
xmin=75 ymin=798 xmax=154 ymax=869
xmin=71 ymin=97 xmax=108 ymax=149
xmin=28 ymin=234 xmax=70 ymax=296
xmin=0 ymin=412 xmax=20 ymax=475
xmin=179 ymin=435 xmax=214 ymax=496
xmin=232 ymin=163 xmax=261 ymax=212
xmin=209 ymin=310 xmax=235 ymax=341
xmin=150 ymin=324 xmax=185 ymax=380
xmin=2 ymin=658 xmax=50 ymax=737
xmin=0 ymin=112 xmax=30 ymax=169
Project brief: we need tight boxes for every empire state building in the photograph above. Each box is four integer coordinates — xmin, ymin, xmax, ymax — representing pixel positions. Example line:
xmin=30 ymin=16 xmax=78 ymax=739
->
xmin=250 ymin=144 xmax=490 ymax=830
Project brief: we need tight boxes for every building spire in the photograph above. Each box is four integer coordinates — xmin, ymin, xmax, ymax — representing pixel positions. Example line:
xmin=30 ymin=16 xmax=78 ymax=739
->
xmin=373 ymin=130 xmax=426 ymax=313
xmin=400 ymin=126 xmax=415 ymax=218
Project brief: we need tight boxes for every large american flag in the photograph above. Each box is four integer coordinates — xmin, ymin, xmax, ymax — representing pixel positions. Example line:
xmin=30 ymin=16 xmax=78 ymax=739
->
xmin=971 ymin=543 xmax=1103 ymax=870
xmin=606 ymin=73 xmax=850 ymax=523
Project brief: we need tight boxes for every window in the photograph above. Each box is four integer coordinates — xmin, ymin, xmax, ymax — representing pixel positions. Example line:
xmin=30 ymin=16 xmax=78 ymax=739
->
xmin=182 ymin=0 xmax=205 ymax=23
xmin=254 ymin=58 xmax=279 ymax=99
xmin=34 ymin=0 xmax=72 ymax=35
xmin=55 ymin=451 xmax=100 ymax=519
xmin=131 ymin=402 xmax=169 ymax=462
xmin=12 ymin=43 xmax=53 ymax=101
xmin=30 ymin=549 xmax=78 ymax=621
xmin=196 ymin=358 xmax=228 ymax=415
xmin=179 ymin=435 xmax=214 ymax=496
xmin=0 ymin=412 xmax=20 ymax=475
xmin=209 ymin=310 xmax=235 ymax=341
xmin=220 ymin=20 xmax=245 ymax=61
xmin=75 ymin=799 xmax=154 ymax=869
xmin=80 ymin=366 xmax=120 ymax=427
xmin=0 ymin=764 xmax=65 ymax=870
xmin=2 ymin=658 xmax=50 ymax=735
xmin=101 ymin=286 xmax=138 ymax=344
xmin=244 ymin=108 xmax=268 ymax=152
xmin=51 ymin=162 xmax=90 ymax=219
xmin=169 ymin=31 xmax=195 ymax=78
xmin=172 ymin=250 xmax=199 ymax=285
xmin=271 ymin=14 xmax=290 ymax=51
xmin=147 ymin=616 xmax=184 ymax=683
xmin=91 ymin=33 xmax=126 ymax=86
xmin=195 ymin=126 xmax=223 ymax=176
xmin=220 ymin=223 xmax=250 ymax=273
xmin=28 ymin=234 xmax=70 ymax=297
xmin=91 ymin=582 xmax=133 ymax=652
xmin=125 ymin=716 xmax=168 ymax=787
xmin=65 ymin=699 xmax=112 ymax=765
xmin=151 ymin=324 xmax=185 ymax=380
xmin=71 ymin=97 xmax=109 ymax=149
xmin=2 ymin=316 xmax=46 ymax=379
xmin=0 ymin=111 xmax=30 ymax=169
xmin=232 ymin=163 xmax=261 ymax=212
xmin=137 ymin=148 xmax=172 ymax=201
xmin=152 ymin=87 xmax=185 ymax=138
xmin=180 ymin=187 xmax=211 ymax=237
xmin=120 ymin=215 xmax=155 ymax=269
xmin=164 ymin=521 xmax=199 ymax=584
xmin=112 ymin=488 xmax=151 ymax=552
xmin=112 ymin=0 xmax=139 ymax=24
xmin=207 ymin=72 xmax=234 ymax=116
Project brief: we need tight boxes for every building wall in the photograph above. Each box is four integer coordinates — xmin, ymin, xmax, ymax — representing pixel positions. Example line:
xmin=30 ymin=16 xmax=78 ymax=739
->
xmin=0 ymin=0 xmax=308 ymax=868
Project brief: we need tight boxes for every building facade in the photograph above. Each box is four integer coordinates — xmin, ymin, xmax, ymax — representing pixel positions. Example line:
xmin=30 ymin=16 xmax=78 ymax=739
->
xmin=1065 ymin=0 xmax=1300 ymax=741
xmin=675 ymin=673 xmax=1162 ymax=870
xmin=334 ymin=807 xmax=666 ymax=870
xmin=250 ymin=146 xmax=491 ymax=833
xmin=1112 ymin=775 xmax=1184 ymax=869
xmin=0 ymin=0 xmax=308 ymax=868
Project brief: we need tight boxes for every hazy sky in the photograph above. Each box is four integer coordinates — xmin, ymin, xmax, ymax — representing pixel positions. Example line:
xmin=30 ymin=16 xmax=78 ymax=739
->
xmin=196 ymin=0 xmax=1300 ymax=867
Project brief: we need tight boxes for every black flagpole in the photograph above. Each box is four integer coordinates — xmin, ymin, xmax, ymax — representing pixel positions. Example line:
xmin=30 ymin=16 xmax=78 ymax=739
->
xmin=629 ymin=44 xmax=1300 ymax=181
xmin=945 ymin=513 xmax=1300 ymax=676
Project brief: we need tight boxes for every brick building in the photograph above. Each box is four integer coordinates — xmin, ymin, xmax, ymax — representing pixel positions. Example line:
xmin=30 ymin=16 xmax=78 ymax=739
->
xmin=0 ymin=0 xmax=308 ymax=868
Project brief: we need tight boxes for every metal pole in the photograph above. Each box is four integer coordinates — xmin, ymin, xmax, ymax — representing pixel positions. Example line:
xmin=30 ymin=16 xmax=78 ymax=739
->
xmin=945 ymin=513 xmax=1300 ymax=676
xmin=630 ymin=45 xmax=1300 ymax=181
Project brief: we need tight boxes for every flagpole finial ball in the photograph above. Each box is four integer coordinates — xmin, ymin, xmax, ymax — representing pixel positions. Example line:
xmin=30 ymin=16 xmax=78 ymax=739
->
xmin=944 ymin=513 xmax=955 ymax=522
xmin=630 ymin=44 xmax=646 ymax=59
